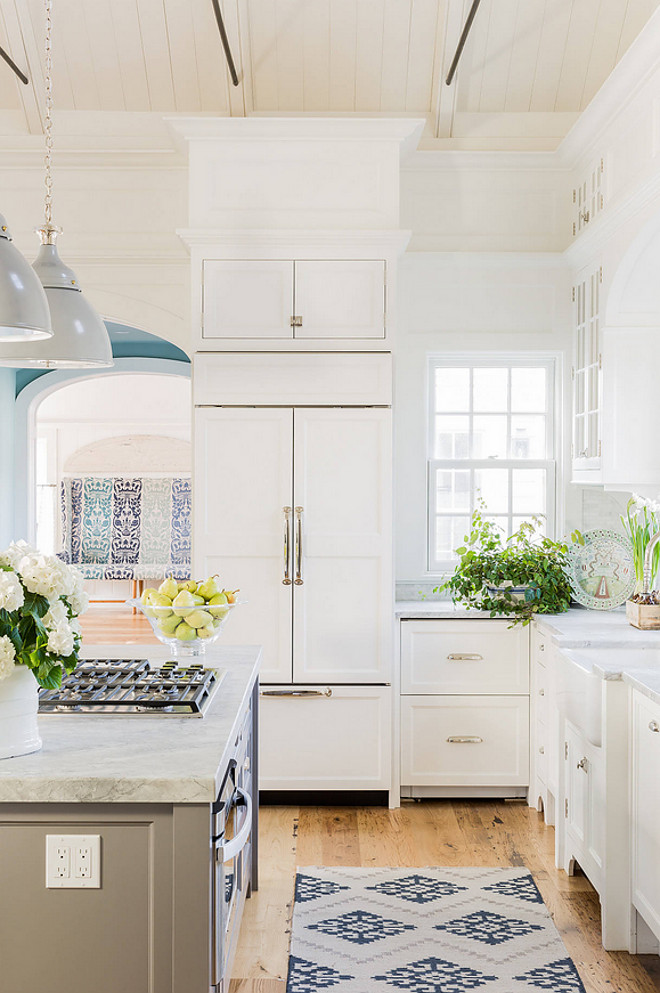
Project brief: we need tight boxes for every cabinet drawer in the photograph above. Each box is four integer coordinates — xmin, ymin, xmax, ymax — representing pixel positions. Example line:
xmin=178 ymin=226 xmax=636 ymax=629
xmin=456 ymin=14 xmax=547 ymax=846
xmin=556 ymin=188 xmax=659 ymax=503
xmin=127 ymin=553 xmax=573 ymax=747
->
xmin=401 ymin=621 xmax=529 ymax=695
xmin=401 ymin=696 xmax=529 ymax=787
xmin=259 ymin=685 xmax=391 ymax=790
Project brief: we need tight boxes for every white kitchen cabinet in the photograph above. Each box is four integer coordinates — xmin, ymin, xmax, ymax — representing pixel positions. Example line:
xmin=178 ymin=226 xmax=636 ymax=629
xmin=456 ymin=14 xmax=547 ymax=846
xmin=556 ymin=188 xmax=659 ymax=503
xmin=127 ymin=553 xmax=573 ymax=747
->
xmin=194 ymin=406 xmax=392 ymax=686
xmin=401 ymin=695 xmax=529 ymax=789
xmin=632 ymin=689 xmax=660 ymax=941
xmin=563 ymin=722 xmax=605 ymax=894
xmin=259 ymin=685 xmax=391 ymax=791
xmin=571 ymin=265 xmax=602 ymax=482
xmin=202 ymin=259 xmax=385 ymax=342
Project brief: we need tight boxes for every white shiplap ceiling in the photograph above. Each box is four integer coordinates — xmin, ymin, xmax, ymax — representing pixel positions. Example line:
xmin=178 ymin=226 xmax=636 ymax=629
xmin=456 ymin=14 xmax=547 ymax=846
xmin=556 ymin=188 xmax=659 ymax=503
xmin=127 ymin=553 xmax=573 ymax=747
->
xmin=0 ymin=0 xmax=657 ymax=144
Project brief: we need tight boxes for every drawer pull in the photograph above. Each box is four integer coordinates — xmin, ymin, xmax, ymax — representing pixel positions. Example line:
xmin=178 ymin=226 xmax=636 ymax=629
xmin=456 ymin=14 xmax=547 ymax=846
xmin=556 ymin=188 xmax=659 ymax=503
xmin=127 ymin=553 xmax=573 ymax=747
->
xmin=649 ymin=721 xmax=660 ymax=733
xmin=260 ymin=688 xmax=332 ymax=698
xmin=447 ymin=735 xmax=483 ymax=744
xmin=447 ymin=653 xmax=483 ymax=661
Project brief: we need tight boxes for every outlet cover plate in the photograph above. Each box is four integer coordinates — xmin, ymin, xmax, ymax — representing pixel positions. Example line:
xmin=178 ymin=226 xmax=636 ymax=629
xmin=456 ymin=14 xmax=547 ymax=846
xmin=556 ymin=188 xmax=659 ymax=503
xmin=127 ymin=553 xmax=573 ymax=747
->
xmin=46 ymin=834 xmax=101 ymax=889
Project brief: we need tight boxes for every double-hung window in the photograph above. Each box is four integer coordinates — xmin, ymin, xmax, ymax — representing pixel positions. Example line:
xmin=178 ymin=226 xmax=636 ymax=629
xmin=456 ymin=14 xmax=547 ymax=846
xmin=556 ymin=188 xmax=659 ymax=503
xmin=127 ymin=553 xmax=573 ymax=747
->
xmin=428 ymin=357 xmax=557 ymax=573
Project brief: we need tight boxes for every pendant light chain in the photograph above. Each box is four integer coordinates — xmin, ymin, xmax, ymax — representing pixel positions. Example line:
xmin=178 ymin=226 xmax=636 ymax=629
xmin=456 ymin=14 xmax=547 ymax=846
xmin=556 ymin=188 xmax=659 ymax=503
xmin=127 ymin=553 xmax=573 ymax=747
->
xmin=42 ymin=0 xmax=56 ymax=236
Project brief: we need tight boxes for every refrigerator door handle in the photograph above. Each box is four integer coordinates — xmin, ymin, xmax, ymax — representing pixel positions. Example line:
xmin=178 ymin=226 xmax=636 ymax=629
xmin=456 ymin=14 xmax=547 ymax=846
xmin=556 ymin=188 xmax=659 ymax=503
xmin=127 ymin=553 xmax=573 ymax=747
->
xmin=282 ymin=506 xmax=292 ymax=585
xmin=294 ymin=506 xmax=304 ymax=585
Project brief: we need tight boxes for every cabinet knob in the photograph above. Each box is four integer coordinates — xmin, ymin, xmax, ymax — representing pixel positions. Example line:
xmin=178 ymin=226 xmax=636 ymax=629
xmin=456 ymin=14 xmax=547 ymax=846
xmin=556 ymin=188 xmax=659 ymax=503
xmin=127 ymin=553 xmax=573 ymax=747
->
xmin=539 ymin=688 xmax=545 ymax=696
xmin=577 ymin=757 xmax=588 ymax=771
xmin=538 ymin=745 xmax=545 ymax=755
xmin=649 ymin=721 xmax=660 ymax=733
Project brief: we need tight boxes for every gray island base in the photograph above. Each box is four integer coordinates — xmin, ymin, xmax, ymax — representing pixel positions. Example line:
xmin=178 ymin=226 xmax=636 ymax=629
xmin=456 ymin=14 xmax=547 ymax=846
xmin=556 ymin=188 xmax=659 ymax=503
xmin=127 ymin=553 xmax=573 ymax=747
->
xmin=0 ymin=645 xmax=261 ymax=993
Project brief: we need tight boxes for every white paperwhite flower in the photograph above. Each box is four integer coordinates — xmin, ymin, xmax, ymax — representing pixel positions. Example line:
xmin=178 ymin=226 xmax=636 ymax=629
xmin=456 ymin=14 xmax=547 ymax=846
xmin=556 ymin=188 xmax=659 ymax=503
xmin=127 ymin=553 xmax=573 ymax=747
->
xmin=42 ymin=599 xmax=69 ymax=630
xmin=0 ymin=570 xmax=24 ymax=613
xmin=47 ymin=623 xmax=75 ymax=658
xmin=17 ymin=553 xmax=73 ymax=600
xmin=0 ymin=540 xmax=38 ymax=571
xmin=65 ymin=567 xmax=89 ymax=616
xmin=0 ymin=635 xmax=16 ymax=681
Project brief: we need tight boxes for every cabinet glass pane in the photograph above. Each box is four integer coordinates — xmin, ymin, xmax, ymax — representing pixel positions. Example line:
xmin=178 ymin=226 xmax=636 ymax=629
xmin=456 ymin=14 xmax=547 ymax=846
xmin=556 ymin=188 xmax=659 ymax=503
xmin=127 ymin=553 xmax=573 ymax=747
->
xmin=511 ymin=415 xmax=546 ymax=459
xmin=473 ymin=415 xmax=507 ymax=458
xmin=588 ymin=366 xmax=599 ymax=412
xmin=473 ymin=368 xmax=508 ymax=411
xmin=435 ymin=416 xmax=469 ymax=459
xmin=575 ymin=371 xmax=586 ymax=417
xmin=576 ymin=326 xmax=586 ymax=368
xmin=435 ymin=368 xmax=470 ymax=412
xmin=511 ymin=368 xmax=546 ymax=412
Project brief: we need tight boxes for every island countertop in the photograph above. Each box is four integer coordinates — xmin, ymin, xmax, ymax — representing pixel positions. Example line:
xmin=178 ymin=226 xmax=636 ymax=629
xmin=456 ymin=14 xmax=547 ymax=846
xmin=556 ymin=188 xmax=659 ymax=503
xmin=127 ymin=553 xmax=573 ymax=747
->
xmin=0 ymin=644 xmax=261 ymax=805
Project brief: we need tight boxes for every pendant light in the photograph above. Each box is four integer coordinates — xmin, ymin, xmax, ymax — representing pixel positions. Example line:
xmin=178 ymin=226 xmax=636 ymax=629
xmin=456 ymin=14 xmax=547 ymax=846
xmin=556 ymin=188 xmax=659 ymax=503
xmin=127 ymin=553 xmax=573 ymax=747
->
xmin=0 ymin=0 xmax=113 ymax=368
xmin=0 ymin=216 xmax=52 ymax=341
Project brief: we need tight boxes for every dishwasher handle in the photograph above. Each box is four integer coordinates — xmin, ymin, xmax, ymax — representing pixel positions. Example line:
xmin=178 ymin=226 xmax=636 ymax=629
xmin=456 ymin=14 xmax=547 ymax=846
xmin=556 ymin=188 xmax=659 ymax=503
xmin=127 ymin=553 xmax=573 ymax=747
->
xmin=214 ymin=788 xmax=252 ymax=863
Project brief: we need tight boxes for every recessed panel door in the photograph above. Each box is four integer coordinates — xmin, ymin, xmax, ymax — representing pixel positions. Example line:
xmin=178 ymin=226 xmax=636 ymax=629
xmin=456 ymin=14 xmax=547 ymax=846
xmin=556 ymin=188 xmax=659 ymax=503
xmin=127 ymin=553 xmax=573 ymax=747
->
xmin=203 ymin=260 xmax=294 ymax=339
xmin=292 ymin=407 xmax=392 ymax=683
xmin=294 ymin=260 xmax=385 ymax=339
xmin=194 ymin=407 xmax=293 ymax=682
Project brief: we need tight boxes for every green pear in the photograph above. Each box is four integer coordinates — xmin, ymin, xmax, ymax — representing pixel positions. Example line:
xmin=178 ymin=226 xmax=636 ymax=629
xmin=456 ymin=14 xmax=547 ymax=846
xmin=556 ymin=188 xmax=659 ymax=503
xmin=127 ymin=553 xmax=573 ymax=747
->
xmin=178 ymin=579 xmax=198 ymax=594
xmin=207 ymin=592 xmax=229 ymax=617
xmin=158 ymin=614 xmax=181 ymax=635
xmin=197 ymin=624 xmax=214 ymax=640
xmin=173 ymin=589 xmax=196 ymax=617
xmin=196 ymin=576 xmax=220 ymax=601
xmin=150 ymin=593 xmax=173 ymax=610
xmin=186 ymin=609 xmax=213 ymax=629
xmin=175 ymin=620 xmax=198 ymax=641
xmin=158 ymin=577 xmax=179 ymax=599
xmin=141 ymin=587 xmax=158 ymax=605
xmin=191 ymin=593 xmax=205 ymax=606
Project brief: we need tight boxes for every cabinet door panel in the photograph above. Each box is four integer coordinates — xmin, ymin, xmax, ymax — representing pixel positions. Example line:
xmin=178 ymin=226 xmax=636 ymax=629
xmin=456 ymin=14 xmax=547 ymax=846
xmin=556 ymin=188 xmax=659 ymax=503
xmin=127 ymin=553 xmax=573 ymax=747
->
xmin=203 ymin=260 xmax=293 ymax=339
xmin=294 ymin=260 xmax=385 ymax=339
xmin=292 ymin=408 xmax=392 ymax=683
xmin=194 ymin=408 xmax=293 ymax=683
xmin=633 ymin=691 xmax=660 ymax=937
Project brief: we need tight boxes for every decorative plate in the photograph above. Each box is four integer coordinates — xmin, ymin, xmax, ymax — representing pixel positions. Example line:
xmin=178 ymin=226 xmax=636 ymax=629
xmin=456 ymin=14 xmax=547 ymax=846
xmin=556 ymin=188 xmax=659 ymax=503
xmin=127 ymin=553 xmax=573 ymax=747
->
xmin=565 ymin=528 xmax=636 ymax=610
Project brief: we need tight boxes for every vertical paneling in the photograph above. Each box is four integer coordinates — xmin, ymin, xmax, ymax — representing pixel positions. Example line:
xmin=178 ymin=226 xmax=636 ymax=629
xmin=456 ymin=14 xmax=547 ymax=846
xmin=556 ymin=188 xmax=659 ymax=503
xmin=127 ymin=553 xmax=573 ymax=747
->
xmin=78 ymin=0 xmax=124 ymax=110
xmin=405 ymin=0 xmax=440 ymax=111
xmin=190 ymin=0 xmax=231 ymax=111
xmin=504 ymin=0 xmax=546 ymax=112
xmin=247 ymin=0 xmax=279 ymax=110
xmin=274 ymin=0 xmax=304 ymax=110
xmin=329 ymin=0 xmax=358 ymax=111
xmin=554 ymin=0 xmax=601 ymax=112
xmin=355 ymin=0 xmax=385 ymax=111
xmin=580 ymin=0 xmax=627 ymax=109
xmin=380 ymin=0 xmax=411 ymax=112
xmin=107 ymin=0 xmax=151 ymax=111
xmin=163 ymin=0 xmax=202 ymax=110
xmin=302 ymin=0 xmax=330 ymax=111
xmin=54 ymin=0 xmax=101 ymax=110
xmin=134 ymin=0 xmax=176 ymax=110
xmin=455 ymin=0 xmax=491 ymax=113
xmin=478 ymin=0 xmax=518 ymax=112
xmin=528 ymin=0 xmax=573 ymax=112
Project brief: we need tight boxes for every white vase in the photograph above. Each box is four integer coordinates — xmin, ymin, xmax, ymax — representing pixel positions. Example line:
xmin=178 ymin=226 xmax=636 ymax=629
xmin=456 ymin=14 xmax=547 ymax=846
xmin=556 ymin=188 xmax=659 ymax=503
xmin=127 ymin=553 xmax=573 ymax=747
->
xmin=0 ymin=665 xmax=42 ymax=760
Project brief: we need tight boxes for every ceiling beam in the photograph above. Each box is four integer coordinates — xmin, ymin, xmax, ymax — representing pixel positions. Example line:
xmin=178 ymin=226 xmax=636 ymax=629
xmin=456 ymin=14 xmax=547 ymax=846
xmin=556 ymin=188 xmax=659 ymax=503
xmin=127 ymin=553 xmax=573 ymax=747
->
xmin=0 ymin=0 xmax=45 ymax=133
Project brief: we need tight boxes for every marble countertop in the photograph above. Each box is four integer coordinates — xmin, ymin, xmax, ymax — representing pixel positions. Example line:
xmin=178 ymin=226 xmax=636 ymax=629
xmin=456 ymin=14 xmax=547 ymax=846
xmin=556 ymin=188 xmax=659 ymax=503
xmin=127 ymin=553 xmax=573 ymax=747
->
xmin=0 ymin=644 xmax=261 ymax=805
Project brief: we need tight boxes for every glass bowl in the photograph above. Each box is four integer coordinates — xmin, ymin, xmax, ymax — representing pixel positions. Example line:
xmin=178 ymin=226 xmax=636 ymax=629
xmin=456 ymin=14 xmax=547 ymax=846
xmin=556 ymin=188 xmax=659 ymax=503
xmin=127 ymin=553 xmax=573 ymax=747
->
xmin=127 ymin=597 xmax=240 ymax=656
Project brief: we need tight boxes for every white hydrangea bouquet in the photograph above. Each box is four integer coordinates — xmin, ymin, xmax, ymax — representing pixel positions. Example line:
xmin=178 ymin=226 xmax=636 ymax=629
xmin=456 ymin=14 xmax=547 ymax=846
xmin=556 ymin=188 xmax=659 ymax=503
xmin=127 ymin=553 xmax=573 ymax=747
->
xmin=0 ymin=540 xmax=88 ymax=689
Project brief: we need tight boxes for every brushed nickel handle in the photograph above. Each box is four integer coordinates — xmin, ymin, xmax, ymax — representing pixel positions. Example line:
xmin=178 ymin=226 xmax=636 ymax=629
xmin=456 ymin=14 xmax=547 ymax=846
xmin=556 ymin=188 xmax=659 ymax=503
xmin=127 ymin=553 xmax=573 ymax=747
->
xmin=447 ymin=653 xmax=483 ymax=661
xmin=282 ymin=506 xmax=292 ymax=585
xmin=649 ymin=721 xmax=660 ymax=733
xmin=539 ymin=688 xmax=545 ymax=696
xmin=260 ymin=688 xmax=332 ymax=698
xmin=577 ymin=757 xmax=588 ymax=771
xmin=294 ymin=506 xmax=304 ymax=585
xmin=447 ymin=735 xmax=483 ymax=744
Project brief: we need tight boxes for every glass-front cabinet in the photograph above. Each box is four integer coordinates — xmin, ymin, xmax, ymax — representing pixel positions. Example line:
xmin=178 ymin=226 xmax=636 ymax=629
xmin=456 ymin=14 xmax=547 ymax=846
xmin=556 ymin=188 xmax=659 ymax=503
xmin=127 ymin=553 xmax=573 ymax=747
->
xmin=572 ymin=265 xmax=602 ymax=482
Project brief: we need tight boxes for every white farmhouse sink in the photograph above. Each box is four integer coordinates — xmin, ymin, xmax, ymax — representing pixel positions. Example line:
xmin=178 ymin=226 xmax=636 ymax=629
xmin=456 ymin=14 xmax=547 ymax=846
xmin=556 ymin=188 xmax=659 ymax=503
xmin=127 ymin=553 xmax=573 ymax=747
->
xmin=556 ymin=651 xmax=604 ymax=747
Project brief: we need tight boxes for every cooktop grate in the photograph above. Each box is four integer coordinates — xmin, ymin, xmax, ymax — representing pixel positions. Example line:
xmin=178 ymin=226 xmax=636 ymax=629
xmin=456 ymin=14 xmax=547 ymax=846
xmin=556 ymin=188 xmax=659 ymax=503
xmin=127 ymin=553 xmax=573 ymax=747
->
xmin=38 ymin=659 xmax=223 ymax=717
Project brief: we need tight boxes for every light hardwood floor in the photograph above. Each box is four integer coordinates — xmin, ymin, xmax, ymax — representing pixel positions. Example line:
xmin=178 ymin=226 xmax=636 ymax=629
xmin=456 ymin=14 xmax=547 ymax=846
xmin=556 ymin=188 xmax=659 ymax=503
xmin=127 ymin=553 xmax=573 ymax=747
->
xmin=80 ymin=607 xmax=660 ymax=993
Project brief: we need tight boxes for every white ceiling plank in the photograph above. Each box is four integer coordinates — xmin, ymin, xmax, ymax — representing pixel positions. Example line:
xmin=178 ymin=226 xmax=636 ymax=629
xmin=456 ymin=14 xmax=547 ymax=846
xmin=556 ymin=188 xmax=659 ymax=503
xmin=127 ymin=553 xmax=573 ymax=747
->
xmin=274 ymin=0 xmax=304 ymax=110
xmin=134 ymin=0 xmax=175 ymax=111
xmin=163 ymin=0 xmax=203 ymax=111
xmin=618 ymin=0 xmax=660 ymax=58
xmin=0 ymin=0 xmax=43 ymax=129
xmin=430 ymin=0 xmax=456 ymax=138
xmin=302 ymin=0 xmax=330 ymax=111
xmin=106 ymin=0 xmax=151 ymax=111
xmin=329 ymin=0 xmax=358 ymax=111
xmin=478 ymin=0 xmax=519 ymax=112
xmin=190 ymin=0 xmax=231 ymax=112
xmin=529 ymin=0 xmax=572 ymax=112
xmin=247 ymin=0 xmax=279 ymax=111
xmin=555 ymin=0 xmax=602 ymax=112
xmin=454 ymin=0 xmax=491 ymax=113
xmin=222 ymin=0 xmax=250 ymax=117
xmin=53 ymin=0 xmax=101 ymax=111
xmin=380 ymin=0 xmax=411 ymax=112
xmin=355 ymin=0 xmax=385 ymax=111
xmin=580 ymin=0 xmax=627 ymax=109
xmin=0 ymin=9 xmax=21 ymax=112
xmin=406 ymin=0 xmax=441 ymax=111
xmin=504 ymin=0 xmax=547 ymax=112
xmin=82 ymin=0 xmax=126 ymax=111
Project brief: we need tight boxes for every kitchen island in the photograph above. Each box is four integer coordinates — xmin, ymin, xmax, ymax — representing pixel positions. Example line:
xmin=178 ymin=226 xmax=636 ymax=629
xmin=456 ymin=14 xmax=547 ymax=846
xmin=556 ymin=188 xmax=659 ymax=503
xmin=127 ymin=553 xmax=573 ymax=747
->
xmin=0 ymin=643 xmax=261 ymax=993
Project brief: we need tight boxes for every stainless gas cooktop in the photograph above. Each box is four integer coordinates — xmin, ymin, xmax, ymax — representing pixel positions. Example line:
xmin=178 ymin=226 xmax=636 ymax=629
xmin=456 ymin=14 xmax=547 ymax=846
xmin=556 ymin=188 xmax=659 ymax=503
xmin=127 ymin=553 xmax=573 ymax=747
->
xmin=38 ymin=659 xmax=224 ymax=717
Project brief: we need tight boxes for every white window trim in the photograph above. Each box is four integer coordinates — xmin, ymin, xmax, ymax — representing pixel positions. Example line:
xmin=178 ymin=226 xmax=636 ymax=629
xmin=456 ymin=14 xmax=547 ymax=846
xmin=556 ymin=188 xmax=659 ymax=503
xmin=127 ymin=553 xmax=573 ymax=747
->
xmin=427 ymin=354 xmax=559 ymax=575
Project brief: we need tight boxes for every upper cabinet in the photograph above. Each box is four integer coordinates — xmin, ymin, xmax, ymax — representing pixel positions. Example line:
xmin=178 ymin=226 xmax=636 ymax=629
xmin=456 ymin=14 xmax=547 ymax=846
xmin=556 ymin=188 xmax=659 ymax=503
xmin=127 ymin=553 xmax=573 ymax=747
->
xmin=571 ymin=265 xmax=603 ymax=483
xmin=202 ymin=259 xmax=386 ymax=346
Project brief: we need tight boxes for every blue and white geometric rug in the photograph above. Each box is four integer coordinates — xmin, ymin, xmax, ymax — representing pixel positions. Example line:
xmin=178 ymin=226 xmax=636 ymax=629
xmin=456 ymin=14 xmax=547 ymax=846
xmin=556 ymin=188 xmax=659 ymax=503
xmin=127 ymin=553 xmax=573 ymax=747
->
xmin=287 ymin=867 xmax=586 ymax=993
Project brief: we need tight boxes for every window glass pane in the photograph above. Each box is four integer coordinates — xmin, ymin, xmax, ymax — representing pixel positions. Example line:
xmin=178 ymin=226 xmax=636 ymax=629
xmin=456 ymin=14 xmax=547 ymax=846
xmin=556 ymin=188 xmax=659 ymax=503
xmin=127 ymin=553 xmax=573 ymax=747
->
xmin=474 ymin=469 xmax=509 ymax=514
xmin=511 ymin=368 xmax=546 ymax=412
xmin=511 ymin=415 xmax=546 ymax=458
xmin=473 ymin=368 xmax=508 ymax=411
xmin=435 ymin=367 xmax=470 ymax=412
xmin=473 ymin=415 xmax=507 ymax=458
xmin=435 ymin=515 xmax=470 ymax=560
xmin=435 ymin=469 xmax=470 ymax=512
xmin=512 ymin=469 xmax=546 ymax=515
xmin=435 ymin=415 xmax=469 ymax=459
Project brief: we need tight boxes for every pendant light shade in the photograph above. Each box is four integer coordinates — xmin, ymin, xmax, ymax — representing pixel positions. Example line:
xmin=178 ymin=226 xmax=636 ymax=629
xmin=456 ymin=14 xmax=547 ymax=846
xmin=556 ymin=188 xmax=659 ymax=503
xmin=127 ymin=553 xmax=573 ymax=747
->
xmin=0 ymin=236 xmax=113 ymax=368
xmin=0 ymin=213 xmax=52 ymax=341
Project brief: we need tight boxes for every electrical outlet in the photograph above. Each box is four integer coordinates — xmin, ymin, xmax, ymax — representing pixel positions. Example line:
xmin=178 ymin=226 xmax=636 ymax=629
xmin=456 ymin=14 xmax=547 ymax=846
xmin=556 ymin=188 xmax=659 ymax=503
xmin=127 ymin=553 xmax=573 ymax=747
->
xmin=46 ymin=835 xmax=101 ymax=889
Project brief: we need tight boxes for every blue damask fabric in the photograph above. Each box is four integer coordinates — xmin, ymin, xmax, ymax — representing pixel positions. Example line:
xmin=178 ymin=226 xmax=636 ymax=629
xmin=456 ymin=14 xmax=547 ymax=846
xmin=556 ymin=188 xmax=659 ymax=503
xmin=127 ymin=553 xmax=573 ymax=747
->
xmin=59 ymin=476 xmax=191 ymax=581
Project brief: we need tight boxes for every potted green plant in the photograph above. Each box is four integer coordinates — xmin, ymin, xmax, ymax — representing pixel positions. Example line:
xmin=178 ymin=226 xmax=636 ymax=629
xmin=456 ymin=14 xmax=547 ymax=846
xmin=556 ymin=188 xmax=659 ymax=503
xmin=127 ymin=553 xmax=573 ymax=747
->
xmin=437 ymin=502 xmax=573 ymax=626
xmin=621 ymin=494 xmax=660 ymax=629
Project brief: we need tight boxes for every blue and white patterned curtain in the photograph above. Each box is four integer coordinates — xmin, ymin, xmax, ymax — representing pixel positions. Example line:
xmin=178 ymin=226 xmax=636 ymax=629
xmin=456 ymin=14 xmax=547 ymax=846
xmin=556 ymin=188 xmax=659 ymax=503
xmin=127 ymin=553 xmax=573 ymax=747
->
xmin=59 ymin=476 xmax=191 ymax=581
